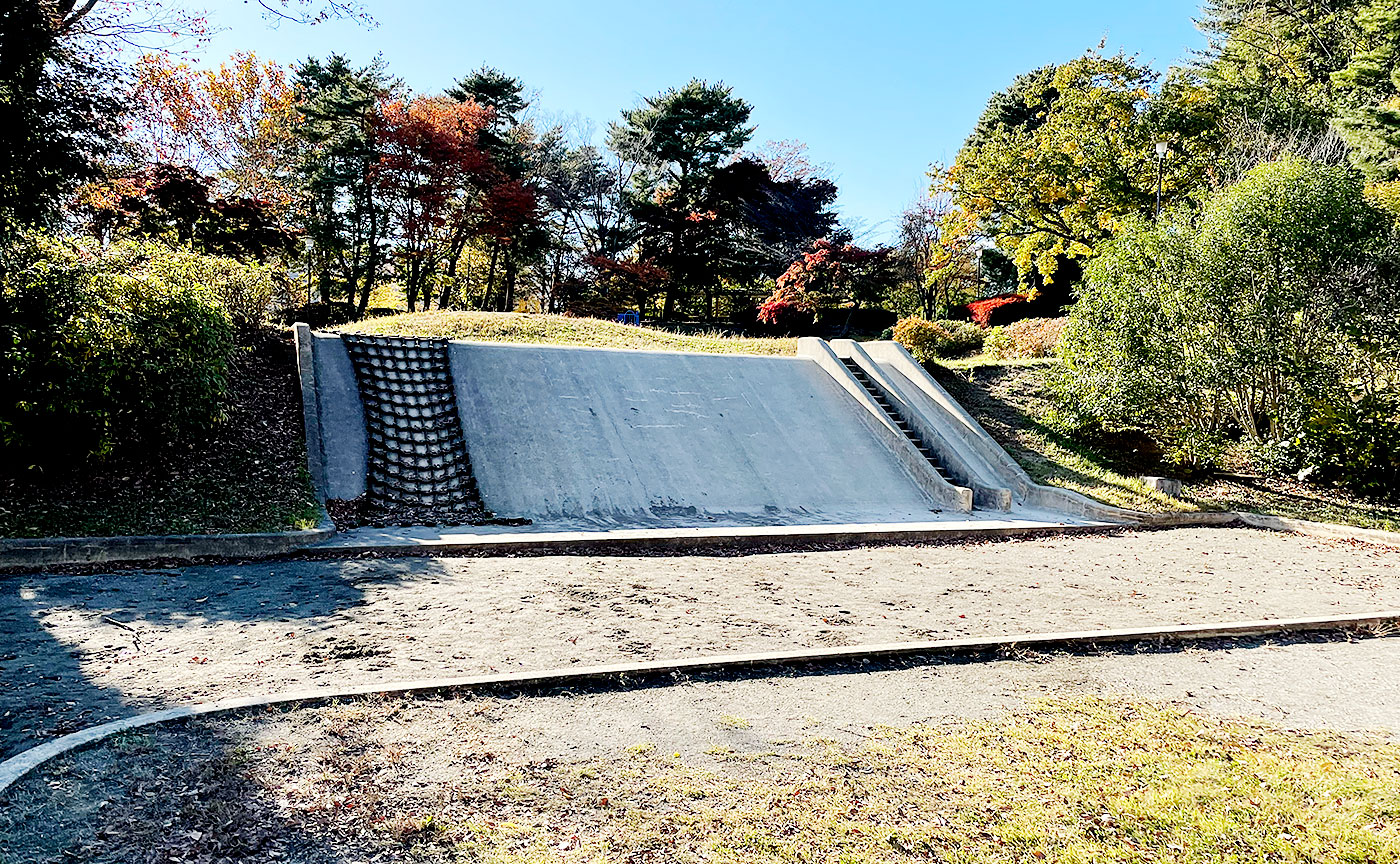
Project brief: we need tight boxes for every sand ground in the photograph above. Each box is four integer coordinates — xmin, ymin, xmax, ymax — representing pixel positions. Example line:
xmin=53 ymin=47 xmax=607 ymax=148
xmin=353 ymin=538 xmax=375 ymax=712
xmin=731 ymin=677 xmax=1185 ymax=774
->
xmin=2 ymin=526 xmax=1397 ymax=760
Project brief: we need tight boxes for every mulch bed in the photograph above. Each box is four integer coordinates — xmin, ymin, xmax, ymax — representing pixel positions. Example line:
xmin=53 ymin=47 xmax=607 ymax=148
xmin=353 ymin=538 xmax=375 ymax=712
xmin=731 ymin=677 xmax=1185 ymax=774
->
xmin=0 ymin=325 xmax=319 ymax=538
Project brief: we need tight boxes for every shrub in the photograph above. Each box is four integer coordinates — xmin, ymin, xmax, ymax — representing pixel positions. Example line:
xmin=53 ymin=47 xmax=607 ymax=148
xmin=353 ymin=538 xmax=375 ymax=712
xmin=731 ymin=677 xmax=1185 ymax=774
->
xmin=892 ymin=317 xmax=983 ymax=362
xmin=967 ymin=292 xmax=1030 ymax=327
xmin=981 ymin=326 xmax=1010 ymax=359
xmin=100 ymin=242 xmax=281 ymax=326
xmin=1058 ymin=158 xmax=1400 ymax=469
xmin=891 ymin=317 xmax=944 ymax=363
xmin=2 ymin=235 xmax=236 ymax=469
xmin=933 ymin=319 xmax=984 ymax=355
xmin=985 ymin=317 xmax=1067 ymax=359
xmin=1298 ymin=392 xmax=1400 ymax=500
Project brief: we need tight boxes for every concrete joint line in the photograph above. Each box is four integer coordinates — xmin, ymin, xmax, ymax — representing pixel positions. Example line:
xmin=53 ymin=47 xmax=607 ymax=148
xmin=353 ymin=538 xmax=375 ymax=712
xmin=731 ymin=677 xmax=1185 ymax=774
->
xmin=3 ymin=609 xmax=1397 ymax=796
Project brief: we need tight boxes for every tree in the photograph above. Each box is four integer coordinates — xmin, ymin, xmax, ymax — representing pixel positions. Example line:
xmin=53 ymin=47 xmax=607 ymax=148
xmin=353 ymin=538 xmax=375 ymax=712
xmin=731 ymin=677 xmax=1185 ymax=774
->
xmin=706 ymin=157 xmax=839 ymax=280
xmin=1330 ymin=1 xmax=1400 ymax=179
xmin=292 ymin=54 xmax=391 ymax=311
xmin=891 ymin=198 xmax=980 ymax=320
xmin=49 ymin=0 xmax=371 ymax=53
xmin=758 ymin=237 xmax=898 ymax=327
xmin=606 ymin=81 xmax=839 ymax=321
xmin=78 ymin=163 xmax=298 ymax=261
xmin=1060 ymin=158 xmax=1400 ymax=468
xmin=607 ymin=79 xmax=756 ymax=319
xmin=529 ymin=143 xmax=640 ymax=313
xmin=938 ymin=51 xmax=1217 ymax=290
xmin=1195 ymin=0 xmax=1400 ymax=180
xmin=374 ymin=96 xmax=492 ymax=312
xmin=446 ymin=66 xmax=547 ymax=312
xmin=961 ymin=65 xmax=1059 ymax=153
xmin=130 ymin=52 xmax=298 ymax=206
xmin=0 ymin=2 xmax=122 ymax=235
xmin=1196 ymin=0 xmax=1363 ymax=140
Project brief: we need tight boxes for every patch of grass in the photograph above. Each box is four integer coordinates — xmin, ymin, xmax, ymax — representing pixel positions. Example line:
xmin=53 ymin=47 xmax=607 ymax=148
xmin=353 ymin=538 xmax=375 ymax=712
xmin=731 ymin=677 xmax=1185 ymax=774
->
xmin=468 ymin=700 xmax=1398 ymax=862
xmin=935 ymin=360 xmax=1400 ymax=530
xmin=717 ymin=714 xmax=752 ymax=730
xmin=934 ymin=361 xmax=1190 ymax=513
xmin=940 ymin=355 xmax=1061 ymax=372
xmin=0 ymin=326 xmax=320 ymax=539
xmin=336 ymin=310 xmax=798 ymax=356
xmin=18 ymin=699 xmax=1396 ymax=863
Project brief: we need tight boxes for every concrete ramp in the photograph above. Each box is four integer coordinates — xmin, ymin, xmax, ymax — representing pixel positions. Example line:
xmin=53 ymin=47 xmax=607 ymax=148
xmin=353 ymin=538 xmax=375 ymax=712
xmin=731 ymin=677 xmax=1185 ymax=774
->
xmin=294 ymin=326 xmax=1132 ymax=532
xmin=449 ymin=343 xmax=947 ymax=526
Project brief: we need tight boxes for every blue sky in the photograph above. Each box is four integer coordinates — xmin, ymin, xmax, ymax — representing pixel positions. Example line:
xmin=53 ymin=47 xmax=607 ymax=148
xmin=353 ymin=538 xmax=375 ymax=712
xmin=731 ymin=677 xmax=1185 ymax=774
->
xmin=200 ymin=0 xmax=1208 ymax=241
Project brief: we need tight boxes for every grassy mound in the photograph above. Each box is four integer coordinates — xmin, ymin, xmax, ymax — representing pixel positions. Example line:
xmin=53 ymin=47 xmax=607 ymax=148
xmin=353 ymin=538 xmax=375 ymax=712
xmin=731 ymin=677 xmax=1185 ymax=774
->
xmin=336 ymin=311 xmax=797 ymax=355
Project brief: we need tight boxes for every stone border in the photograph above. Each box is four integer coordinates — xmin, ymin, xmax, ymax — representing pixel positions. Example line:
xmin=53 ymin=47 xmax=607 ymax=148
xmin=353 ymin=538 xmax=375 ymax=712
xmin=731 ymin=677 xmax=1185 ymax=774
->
xmin=1237 ymin=512 xmax=1400 ymax=547
xmin=2 ymin=609 xmax=1396 ymax=796
xmin=304 ymin=518 xmax=1139 ymax=558
xmin=0 ymin=513 xmax=334 ymax=569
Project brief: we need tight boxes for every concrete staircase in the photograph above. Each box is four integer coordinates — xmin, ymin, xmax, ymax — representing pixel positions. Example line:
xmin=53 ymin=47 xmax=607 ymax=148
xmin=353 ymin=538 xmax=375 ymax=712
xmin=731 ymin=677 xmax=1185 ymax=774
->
xmin=839 ymin=356 xmax=957 ymax=487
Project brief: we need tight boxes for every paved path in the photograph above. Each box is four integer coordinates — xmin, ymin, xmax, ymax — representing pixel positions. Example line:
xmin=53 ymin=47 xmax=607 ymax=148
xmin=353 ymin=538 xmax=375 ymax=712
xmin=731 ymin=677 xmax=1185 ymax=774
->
xmin=1 ymin=526 xmax=1396 ymax=760
xmin=314 ymin=635 xmax=1400 ymax=763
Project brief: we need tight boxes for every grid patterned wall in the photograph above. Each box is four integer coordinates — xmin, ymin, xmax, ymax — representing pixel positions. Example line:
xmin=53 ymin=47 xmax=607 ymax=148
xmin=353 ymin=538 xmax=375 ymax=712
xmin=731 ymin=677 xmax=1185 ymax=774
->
xmin=341 ymin=334 xmax=482 ymax=512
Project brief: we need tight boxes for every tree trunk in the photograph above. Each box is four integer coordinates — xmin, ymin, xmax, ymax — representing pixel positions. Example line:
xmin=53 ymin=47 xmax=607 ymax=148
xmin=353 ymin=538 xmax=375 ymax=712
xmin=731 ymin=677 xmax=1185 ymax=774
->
xmin=481 ymin=241 xmax=500 ymax=311
xmin=502 ymin=253 xmax=517 ymax=313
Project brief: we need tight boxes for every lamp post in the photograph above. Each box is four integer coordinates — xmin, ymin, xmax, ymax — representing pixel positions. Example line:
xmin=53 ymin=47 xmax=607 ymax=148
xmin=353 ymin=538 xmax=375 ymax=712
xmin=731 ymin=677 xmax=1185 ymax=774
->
xmin=1154 ymin=140 xmax=1169 ymax=219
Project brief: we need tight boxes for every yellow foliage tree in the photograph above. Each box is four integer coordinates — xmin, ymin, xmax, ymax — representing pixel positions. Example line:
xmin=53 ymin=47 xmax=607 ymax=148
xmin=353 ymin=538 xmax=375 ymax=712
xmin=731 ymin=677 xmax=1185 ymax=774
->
xmin=935 ymin=51 xmax=1217 ymax=290
xmin=130 ymin=52 xmax=298 ymax=208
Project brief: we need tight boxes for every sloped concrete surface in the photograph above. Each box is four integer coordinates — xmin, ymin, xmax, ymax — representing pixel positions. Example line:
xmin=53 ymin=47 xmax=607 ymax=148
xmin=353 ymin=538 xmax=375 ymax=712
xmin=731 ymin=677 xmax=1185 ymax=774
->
xmin=448 ymin=342 xmax=947 ymax=526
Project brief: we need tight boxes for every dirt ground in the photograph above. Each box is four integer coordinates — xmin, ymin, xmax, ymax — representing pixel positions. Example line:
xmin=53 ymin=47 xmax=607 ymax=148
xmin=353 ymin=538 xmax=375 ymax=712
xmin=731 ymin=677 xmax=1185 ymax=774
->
xmin=2 ymin=526 xmax=1397 ymax=762
xmin=2 ymin=634 xmax=1397 ymax=863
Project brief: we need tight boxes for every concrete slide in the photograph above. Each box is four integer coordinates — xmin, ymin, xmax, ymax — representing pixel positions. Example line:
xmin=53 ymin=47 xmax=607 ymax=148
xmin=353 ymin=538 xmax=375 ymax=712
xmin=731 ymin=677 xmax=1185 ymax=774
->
xmin=298 ymin=328 xmax=1128 ymax=530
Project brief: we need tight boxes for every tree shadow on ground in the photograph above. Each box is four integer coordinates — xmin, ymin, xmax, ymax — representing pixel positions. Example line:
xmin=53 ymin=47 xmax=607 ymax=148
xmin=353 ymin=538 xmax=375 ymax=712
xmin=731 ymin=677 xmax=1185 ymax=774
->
xmin=0 ymin=556 xmax=470 ymax=862
xmin=0 ymin=555 xmax=456 ymax=760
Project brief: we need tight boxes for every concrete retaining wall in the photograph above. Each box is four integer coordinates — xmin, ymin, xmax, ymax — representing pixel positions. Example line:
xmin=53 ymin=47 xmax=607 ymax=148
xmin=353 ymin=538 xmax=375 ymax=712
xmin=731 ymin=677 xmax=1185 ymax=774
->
xmin=299 ymin=331 xmax=966 ymax=527
xmin=293 ymin=330 xmax=1183 ymax=529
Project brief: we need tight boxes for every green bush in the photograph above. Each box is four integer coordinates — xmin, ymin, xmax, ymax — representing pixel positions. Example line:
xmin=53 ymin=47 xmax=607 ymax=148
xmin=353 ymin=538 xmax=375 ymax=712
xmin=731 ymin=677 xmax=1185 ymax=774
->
xmin=1058 ymin=159 xmax=1400 ymax=469
xmin=982 ymin=326 xmax=1010 ymax=360
xmin=933 ymin=319 xmax=984 ymax=355
xmin=1298 ymin=392 xmax=1400 ymax=500
xmin=892 ymin=316 xmax=983 ymax=362
xmin=2 ymin=236 xmax=236 ymax=469
xmin=101 ymin=242 xmax=281 ymax=326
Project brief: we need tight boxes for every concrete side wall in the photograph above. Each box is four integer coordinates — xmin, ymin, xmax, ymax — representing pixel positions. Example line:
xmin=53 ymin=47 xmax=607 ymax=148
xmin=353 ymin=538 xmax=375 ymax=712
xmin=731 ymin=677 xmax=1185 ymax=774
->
xmin=796 ymin=338 xmax=972 ymax=512
xmin=292 ymin=324 xmax=327 ymax=503
xmin=861 ymin=341 xmax=1138 ymax=523
xmin=310 ymin=334 xmax=368 ymax=501
xmin=448 ymin=342 xmax=950 ymax=524
xmin=830 ymin=340 xmax=1011 ymax=511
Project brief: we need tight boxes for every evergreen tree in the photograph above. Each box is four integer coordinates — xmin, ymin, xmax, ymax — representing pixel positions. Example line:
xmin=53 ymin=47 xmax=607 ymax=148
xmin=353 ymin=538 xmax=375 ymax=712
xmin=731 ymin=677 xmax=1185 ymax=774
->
xmin=292 ymin=54 xmax=390 ymax=310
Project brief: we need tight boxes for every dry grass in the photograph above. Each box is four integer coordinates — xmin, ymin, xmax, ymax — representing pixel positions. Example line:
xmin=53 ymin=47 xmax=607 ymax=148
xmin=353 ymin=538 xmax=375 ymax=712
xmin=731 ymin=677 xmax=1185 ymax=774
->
xmin=4 ymin=698 xmax=1398 ymax=863
xmin=935 ymin=360 xmax=1400 ymax=530
xmin=337 ymin=310 xmax=798 ymax=356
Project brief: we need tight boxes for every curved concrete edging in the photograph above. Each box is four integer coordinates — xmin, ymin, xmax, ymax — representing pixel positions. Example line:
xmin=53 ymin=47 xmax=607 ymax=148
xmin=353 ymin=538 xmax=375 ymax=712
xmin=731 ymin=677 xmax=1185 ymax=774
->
xmin=3 ymin=609 xmax=1397 ymax=797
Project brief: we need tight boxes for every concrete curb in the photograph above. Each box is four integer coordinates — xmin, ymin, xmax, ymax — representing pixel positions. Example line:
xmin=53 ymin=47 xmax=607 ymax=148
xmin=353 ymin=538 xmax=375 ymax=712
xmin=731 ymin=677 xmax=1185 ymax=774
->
xmin=304 ymin=518 xmax=1137 ymax=558
xmin=1237 ymin=512 xmax=1400 ymax=547
xmin=0 ymin=513 xmax=335 ymax=568
xmin=4 ymin=510 xmax=1397 ymax=569
xmin=2 ymin=609 xmax=1396 ymax=796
